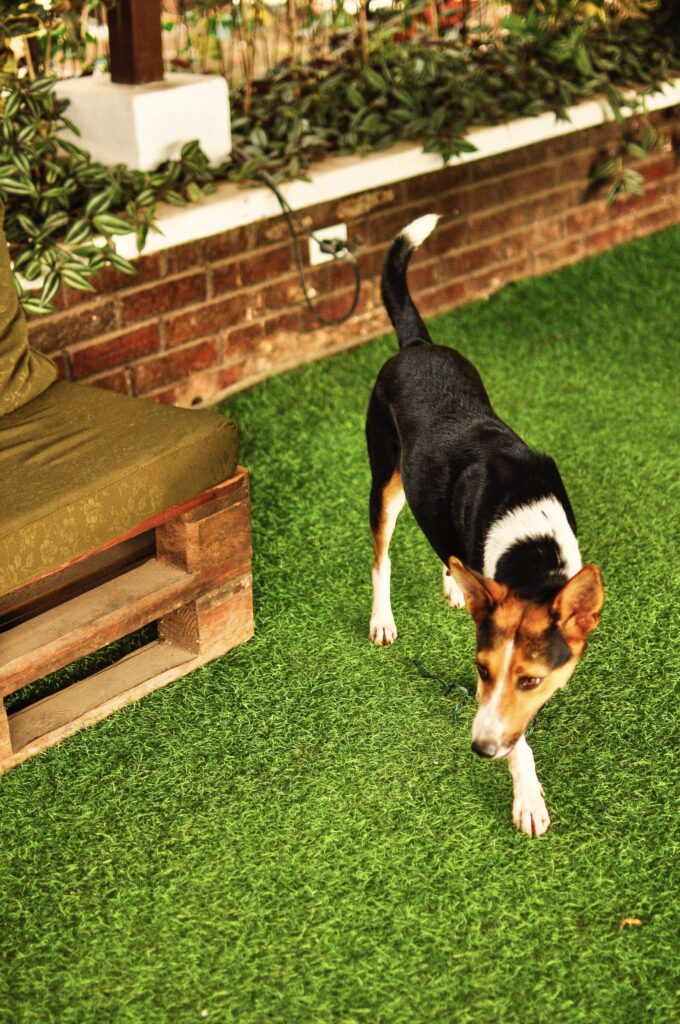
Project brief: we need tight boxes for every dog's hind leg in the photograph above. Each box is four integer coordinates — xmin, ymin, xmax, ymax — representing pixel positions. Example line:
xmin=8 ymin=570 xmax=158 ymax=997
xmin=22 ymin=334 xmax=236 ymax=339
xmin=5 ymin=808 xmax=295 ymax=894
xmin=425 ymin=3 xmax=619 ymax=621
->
xmin=367 ymin=393 xmax=405 ymax=645
xmin=369 ymin=470 xmax=405 ymax=645
xmin=442 ymin=563 xmax=465 ymax=609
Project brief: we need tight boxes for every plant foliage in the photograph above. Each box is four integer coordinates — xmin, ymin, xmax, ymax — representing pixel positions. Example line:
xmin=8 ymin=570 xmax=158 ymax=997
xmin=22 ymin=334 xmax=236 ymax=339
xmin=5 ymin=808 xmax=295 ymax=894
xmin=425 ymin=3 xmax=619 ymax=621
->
xmin=0 ymin=4 xmax=678 ymax=313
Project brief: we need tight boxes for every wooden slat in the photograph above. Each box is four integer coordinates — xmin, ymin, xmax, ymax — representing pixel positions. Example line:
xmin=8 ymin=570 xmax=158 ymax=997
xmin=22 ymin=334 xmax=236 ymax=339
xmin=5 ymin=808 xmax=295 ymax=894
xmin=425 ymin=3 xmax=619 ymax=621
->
xmin=0 ymin=532 xmax=155 ymax=632
xmin=5 ymin=640 xmax=194 ymax=769
xmin=0 ymin=557 xmax=237 ymax=697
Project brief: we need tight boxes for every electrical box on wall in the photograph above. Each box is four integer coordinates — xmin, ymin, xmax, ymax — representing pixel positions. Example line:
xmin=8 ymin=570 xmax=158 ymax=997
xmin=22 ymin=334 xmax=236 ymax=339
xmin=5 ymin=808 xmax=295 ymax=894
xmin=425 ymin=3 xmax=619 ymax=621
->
xmin=308 ymin=224 xmax=348 ymax=267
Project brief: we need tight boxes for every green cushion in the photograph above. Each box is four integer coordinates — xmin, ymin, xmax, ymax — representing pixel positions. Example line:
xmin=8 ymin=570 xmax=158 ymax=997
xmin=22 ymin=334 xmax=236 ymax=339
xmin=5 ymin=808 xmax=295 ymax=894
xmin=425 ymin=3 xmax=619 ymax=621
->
xmin=0 ymin=205 xmax=57 ymax=417
xmin=0 ymin=380 xmax=239 ymax=594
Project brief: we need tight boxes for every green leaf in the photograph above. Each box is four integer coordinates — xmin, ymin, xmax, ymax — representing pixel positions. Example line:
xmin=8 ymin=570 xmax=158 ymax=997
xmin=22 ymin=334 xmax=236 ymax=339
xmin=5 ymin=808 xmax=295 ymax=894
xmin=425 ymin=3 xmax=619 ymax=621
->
xmin=92 ymin=213 xmax=133 ymax=235
xmin=41 ymin=270 xmax=61 ymax=305
xmin=21 ymin=297 xmax=55 ymax=316
xmin=61 ymin=269 xmax=97 ymax=292
xmin=107 ymin=253 xmax=137 ymax=275
xmin=86 ymin=191 xmax=114 ymax=218
xmin=64 ymin=219 xmax=91 ymax=246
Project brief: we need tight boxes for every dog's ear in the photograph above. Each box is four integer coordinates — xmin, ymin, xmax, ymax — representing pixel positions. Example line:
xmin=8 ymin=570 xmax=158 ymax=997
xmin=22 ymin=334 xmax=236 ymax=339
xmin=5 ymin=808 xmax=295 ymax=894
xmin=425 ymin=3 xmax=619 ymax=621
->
xmin=448 ymin=557 xmax=507 ymax=624
xmin=552 ymin=564 xmax=604 ymax=642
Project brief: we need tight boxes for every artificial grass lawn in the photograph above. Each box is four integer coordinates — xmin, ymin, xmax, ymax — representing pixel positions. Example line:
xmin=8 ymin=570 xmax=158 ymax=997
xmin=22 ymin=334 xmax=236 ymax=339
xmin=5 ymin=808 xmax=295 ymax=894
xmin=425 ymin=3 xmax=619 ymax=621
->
xmin=2 ymin=227 xmax=679 ymax=1024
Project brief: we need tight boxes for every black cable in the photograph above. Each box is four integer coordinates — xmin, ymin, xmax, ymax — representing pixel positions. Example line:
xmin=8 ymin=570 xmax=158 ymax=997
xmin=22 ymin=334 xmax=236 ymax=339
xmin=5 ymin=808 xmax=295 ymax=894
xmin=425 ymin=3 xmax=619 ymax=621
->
xmin=249 ymin=166 xmax=362 ymax=327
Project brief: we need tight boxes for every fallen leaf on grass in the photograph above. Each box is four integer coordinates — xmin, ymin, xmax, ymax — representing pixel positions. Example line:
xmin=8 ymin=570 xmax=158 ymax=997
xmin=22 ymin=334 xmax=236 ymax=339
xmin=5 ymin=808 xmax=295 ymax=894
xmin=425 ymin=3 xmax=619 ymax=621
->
xmin=619 ymin=917 xmax=642 ymax=930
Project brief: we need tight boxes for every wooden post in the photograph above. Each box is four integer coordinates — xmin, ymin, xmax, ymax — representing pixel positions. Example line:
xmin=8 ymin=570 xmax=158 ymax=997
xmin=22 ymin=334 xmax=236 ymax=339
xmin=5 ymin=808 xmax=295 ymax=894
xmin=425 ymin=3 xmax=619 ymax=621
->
xmin=107 ymin=0 xmax=164 ymax=85
xmin=157 ymin=468 xmax=254 ymax=659
xmin=0 ymin=700 xmax=12 ymax=761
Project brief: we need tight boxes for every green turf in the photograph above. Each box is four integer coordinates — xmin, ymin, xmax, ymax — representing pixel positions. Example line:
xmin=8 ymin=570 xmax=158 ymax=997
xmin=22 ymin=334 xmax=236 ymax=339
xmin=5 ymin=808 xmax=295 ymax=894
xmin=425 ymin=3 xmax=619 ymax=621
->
xmin=2 ymin=227 xmax=679 ymax=1024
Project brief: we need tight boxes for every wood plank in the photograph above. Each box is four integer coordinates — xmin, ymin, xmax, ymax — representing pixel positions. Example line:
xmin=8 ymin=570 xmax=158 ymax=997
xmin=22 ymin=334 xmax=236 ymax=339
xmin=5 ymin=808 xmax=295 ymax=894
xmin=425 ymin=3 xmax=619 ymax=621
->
xmin=5 ymin=640 xmax=195 ymax=769
xmin=0 ymin=532 xmax=155 ymax=632
xmin=0 ymin=555 xmax=246 ymax=698
xmin=0 ymin=700 xmax=12 ymax=760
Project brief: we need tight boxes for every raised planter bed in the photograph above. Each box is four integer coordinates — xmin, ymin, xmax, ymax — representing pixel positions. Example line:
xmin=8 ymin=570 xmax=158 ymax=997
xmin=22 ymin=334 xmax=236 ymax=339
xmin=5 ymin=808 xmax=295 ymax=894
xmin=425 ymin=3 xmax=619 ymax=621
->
xmin=27 ymin=82 xmax=680 ymax=407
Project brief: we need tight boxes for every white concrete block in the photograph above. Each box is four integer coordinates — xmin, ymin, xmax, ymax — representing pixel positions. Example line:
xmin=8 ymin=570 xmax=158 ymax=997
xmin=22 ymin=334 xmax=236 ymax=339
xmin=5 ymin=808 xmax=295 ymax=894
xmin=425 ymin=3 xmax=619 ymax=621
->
xmin=55 ymin=73 xmax=230 ymax=171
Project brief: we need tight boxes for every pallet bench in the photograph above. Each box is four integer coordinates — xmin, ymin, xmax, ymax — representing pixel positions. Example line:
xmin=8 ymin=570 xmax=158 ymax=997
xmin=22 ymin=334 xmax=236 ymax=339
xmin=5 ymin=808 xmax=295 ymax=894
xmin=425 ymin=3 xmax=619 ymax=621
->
xmin=0 ymin=467 xmax=253 ymax=773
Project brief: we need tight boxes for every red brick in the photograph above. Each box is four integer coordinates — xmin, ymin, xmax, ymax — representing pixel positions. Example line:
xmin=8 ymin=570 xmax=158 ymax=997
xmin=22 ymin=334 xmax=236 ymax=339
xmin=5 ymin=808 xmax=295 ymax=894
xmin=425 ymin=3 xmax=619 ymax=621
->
xmin=552 ymin=151 xmax=597 ymax=186
xmin=525 ymin=186 xmax=581 ymax=221
xmin=260 ymin=277 xmax=301 ymax=311
xmin=502 ymin=164 xmax=559 ymax=202
xmin=307 ymin=257 xmax=362 ymax=297
xmin=134 ymin=340 xmax=217 ymax=394
xmin=456 ymin=181 xmax=503 ymax=215
xmin=88 ymin=368 xmax=130 ymax=394
xmin=28 ymin=300 xmax=118 ymax=353
xmin=224 ymin=321 xmax=265 ymax=358
xmin=565 ymin=202 xmax=610 ymax=236
xmin=504 ymin=219 xmax=562 ymax=259
xmin=471 ymin=256 xmax=532 ymax=296
xmin=436 ymin=220 xmax=468 ymax=251
xmin=467 ymin=144 xmax=541 ymax=183
xmin=162 ymin=239 xmax=206 ymax=276
xmin=120 ymin=272 xmax=206 ymax=325
xmin=470 ymin=203 xmax=527 ymax=240
xmin=239 ymin=246 xmax=292 ymax=285
xmin=216 ymin=363 xmax=246 ymax=392
xmin=264 ymin=311 xmax=302 ymax=336
xmin=164 ymin=295 xmax=245 ymax=348
xmin=144 ymin=385 xmax=179 ymax=405
xmin=639 ymin=152 xmax=677 ymax=184
xmin=301 ymin=290 xmax=358 ymax=329
xmin=71 ymin=323 xmax=159 ymax=378
xmin=634 ymin=205 xmax=678 ymax=235
xmin=407 ymin=260 xmax=439 ymax=293
xmin=533 ymin=237 xmax=584 ymax=272
xmin=204 ymin=224 xmax=253 ymax=263
xmin=442 ymin=242 xmax=502 ymax=277
xmin=613 ymin=185 xmax=663 ymax=214
xmin=211 ymin=260 xmax=242 ymax=295
xmin=419 ymin=280 xmax=468 ymax=312
xmin=585 ymin=220 xmax=635 ymax=254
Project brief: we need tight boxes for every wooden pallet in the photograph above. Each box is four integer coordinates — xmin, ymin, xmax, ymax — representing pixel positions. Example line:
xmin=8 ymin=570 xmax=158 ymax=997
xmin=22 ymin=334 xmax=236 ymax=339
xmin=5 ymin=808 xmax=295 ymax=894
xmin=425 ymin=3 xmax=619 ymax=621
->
xmin=0 ymin=467 xmax=254 ymax=773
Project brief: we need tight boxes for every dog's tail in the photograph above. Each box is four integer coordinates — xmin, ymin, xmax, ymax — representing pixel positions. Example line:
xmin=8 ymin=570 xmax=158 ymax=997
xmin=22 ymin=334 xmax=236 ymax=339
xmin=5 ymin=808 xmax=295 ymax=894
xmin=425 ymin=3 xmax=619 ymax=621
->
xmin=381 ymin=213 xmax=439 ymax=349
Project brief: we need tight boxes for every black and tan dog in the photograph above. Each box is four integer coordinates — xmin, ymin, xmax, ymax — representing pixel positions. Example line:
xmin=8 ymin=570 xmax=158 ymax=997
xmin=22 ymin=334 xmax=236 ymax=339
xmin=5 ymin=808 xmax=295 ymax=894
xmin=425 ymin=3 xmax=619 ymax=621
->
xmin=366 ymin=214 xmax=604 ymax=836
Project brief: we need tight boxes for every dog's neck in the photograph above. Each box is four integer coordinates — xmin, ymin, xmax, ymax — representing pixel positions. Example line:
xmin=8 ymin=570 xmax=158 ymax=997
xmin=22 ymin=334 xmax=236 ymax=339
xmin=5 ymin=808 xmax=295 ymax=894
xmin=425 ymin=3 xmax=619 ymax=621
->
xmin=483 ymin=496 xmax=582 ymax=601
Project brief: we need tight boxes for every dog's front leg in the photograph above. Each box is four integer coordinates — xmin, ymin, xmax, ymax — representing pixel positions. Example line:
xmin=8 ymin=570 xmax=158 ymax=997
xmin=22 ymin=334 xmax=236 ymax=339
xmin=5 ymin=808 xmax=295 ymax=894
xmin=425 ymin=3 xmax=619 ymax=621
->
xmin=507 ymin=736 xmax=551 ymax=837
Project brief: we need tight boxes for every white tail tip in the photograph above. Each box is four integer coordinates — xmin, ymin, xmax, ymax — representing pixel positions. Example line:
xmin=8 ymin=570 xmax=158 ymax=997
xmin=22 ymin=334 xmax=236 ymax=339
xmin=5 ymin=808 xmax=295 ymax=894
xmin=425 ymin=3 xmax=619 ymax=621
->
xmin=401 ymin=213 xmax=440 ymax=251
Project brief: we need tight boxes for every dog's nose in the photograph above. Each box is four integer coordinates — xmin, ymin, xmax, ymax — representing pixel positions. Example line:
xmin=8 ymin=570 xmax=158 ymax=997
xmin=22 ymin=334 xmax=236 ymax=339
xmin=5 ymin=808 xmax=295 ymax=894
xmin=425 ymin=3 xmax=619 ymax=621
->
xmin=471 ymin=739 xmax=497 ymax=759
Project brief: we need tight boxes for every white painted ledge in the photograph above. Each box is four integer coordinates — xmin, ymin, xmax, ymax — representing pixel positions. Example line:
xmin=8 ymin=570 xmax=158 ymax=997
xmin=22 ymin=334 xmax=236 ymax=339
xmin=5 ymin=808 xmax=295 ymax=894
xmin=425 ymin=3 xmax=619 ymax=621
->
xmin=114 ymin=78 xmax=680 ymax=260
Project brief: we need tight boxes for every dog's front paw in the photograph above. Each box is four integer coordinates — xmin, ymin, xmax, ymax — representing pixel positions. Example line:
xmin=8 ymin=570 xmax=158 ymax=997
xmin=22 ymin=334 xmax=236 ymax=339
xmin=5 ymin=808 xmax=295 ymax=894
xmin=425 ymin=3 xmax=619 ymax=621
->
xmin=512 ymin=786 xmax=551 ymax=837
xmin=369 ymin=617 xmax=398 ymax=645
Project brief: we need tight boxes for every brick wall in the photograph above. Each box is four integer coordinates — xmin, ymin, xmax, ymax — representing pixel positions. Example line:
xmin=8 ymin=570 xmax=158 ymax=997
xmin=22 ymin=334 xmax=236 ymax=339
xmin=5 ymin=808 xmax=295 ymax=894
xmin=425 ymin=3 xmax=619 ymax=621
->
xmin=28 ymin=105 xmax=680 ymax=407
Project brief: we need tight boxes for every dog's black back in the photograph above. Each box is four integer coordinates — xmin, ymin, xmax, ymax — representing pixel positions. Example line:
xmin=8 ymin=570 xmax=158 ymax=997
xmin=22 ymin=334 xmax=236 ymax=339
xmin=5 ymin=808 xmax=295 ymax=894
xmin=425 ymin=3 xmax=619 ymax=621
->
xmin=367 ymin=218 xmax=576 ymax=600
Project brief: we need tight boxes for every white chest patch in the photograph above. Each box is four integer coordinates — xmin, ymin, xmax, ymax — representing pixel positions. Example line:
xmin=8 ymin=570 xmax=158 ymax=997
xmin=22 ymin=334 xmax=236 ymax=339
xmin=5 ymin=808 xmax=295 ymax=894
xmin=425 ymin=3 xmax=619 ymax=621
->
xmin=483 ymin=495 xmax=582 ymax=581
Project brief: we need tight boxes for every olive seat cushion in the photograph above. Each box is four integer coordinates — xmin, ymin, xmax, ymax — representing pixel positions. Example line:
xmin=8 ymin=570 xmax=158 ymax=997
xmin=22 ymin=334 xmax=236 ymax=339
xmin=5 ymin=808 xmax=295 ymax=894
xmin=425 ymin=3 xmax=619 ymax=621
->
xmin=0 ymin=205 xmax=239 ymax=596
xmin=0 ymin=380 xmax=239 ymax=594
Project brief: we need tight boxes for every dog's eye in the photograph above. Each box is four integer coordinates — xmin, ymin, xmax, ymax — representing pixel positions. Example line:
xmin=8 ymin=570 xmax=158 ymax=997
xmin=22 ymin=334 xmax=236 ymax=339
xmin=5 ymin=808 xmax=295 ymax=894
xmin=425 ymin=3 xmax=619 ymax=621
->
xmin=477 ymin=662 xmax=491 ymax=683
xmin=517 ymin=676 xmax=543 ymax=691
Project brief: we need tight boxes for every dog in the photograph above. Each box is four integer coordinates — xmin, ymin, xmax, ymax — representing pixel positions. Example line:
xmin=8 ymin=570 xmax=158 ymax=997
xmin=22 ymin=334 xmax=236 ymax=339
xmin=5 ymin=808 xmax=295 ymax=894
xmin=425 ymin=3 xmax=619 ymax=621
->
xmin=366 ymin=214 xmax=604 ymax=836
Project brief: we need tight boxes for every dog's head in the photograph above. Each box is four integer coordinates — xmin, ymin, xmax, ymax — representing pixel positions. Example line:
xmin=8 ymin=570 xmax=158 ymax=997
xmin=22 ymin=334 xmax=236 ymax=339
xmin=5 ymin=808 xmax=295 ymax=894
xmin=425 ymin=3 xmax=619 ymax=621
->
xmin=449 ymin=557 xmax=604 ymax=759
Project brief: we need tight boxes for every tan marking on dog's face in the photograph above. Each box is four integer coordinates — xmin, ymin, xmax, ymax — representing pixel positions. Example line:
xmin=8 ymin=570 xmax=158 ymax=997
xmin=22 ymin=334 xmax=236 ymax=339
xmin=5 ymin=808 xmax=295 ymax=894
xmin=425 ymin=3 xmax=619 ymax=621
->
xmin=451 ymin=560 xmax=604 ymax=757
xmin=472 ymin=595 xmax=588 ymax=756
